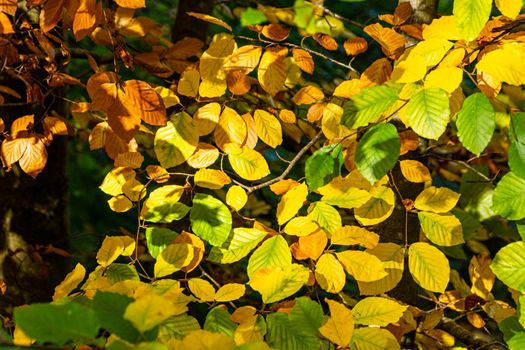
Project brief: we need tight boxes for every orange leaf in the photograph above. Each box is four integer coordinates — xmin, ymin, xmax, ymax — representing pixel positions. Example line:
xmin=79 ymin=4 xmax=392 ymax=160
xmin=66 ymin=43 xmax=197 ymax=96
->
xmin=363 ymin=23 xmax=406 ymax=59
xmin=11 ymin=115 xmax=34 ymax=137
xmin=89 ymin=122 xmax=137 ymax=159
xmin=114 ymin=151 xmax=144 ymax=169
xmin=122 ymin=80 xmax=167 ymax=126
xmin=187 ymin=12 xmax=232 ymax=31
xmin=2 ymin=134 xmax=47 ymax=178
xmin=43 ymin=116 xmax=69 ymax=137
xmin=393 ymin=2 xmax=413 ymax=25
xmin=165 ymin=37 xmax=204 ymax=59
xmin=313 ymin=33 xmax=338 ymax=51
xmin=87 ymin=71 xmax=119 ymax=111
xmin=73 ymin=0 xmax=97 ymax=41
xmin=0 ymin=0 xmax=17 ymax=16
xmin=114 ymin=0 xmax=145 ymax=9
xmin=227 ymin=70 xmax=251 ymax=95
xmin=145 ymin=165 xmax=170 ymax=183
xmin=399 ymin=130 xmax=419 ymax=155
xmin=261 ymin=24 xmax=290 ymax=41
xmin=344 ymin=37 xmax=368 ymax=56
xmin=292 ymin=48 xmax=314 ymax=75
xmin=39 ymin=0 xmax=65 ymax=33
xmin=360 ymin=58 xmax=392 ymax=87
xmin=0 ymin=11 xmax=14 ymax=34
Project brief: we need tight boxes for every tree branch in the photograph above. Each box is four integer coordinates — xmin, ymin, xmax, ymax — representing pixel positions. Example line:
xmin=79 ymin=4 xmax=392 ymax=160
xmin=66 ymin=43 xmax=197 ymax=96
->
xmin=438 ymin=318 xmax=507 ymax=350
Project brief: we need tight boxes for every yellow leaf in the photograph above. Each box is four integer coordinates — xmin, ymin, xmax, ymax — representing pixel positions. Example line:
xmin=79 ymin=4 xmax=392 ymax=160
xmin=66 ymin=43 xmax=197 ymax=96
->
xmin=228 ymin=147 xmax=270 ymax=181
xmin=181 ymin=330 xmax=235 ymax=350
xmin=399 ymin=159 xmax=431 ymax=183
xmin=333 ymin=79 xmax=362 ymax=99
xmin=154 ymin=86 xmax=180 ymax=108
xmin=13 ymin=326 xmax=33 ymax=346
xmin=225 ymin=45 xmax=263 ymax=74
xmin=392 ymin=55 xmax=427 ymax=83
xmin=122 ymin=178 xmax=146 ymax=201
xmin=276 ymin=182 xmax=308 ymax=225
xmin=124 ymin=293 xmax=180 ymax=333
xmin=249 ymin=264 xmax=309 ymax=304
xmin=319 ymin=299 xmax=354 ymax=347
xmin=351 ymin=297 xmax=407 ymax=326
xmin=99 ymin=167 xmax=136 ymax=196
xmin=198 ymin=78 xmax=227 ymax=98
xmin=351 ymin=328 xmax=400 ymax=350
xmin=142 ymin=185 xmax=185 ymax=216
xmin=279 ymin=109 xmax=297 ymax=123
xmin=414 ymin=186 xmax=460 ymax=213
xmin=254 ymin=109 xmax=282 ymax=148
xmin=173 ymin=232 xmax=205 ymax=273
xmin=215 ymin=107 xmax=247 ymax=153
xmin=408 ymin=242 xmax=450 ymax=292
xmin=315 ymin=253 xmax=346 ymax=293
xmin=108 ymin=195 xmax=133 ymax=213
xmin=226 ymin=185 xmax=248 ymax=211
xmin=269 ymin=179 xmax=300 ymax=195
xmin=193 ymin=103 xmax=221 ymax=136
xmin=96 ymin=235 xmax=135 ymax=267
xmin=409 ymin=39 xmax=454 ymax=67
xmin=188 ymin=278 xmax=216 ymax=302
xmin=187 ymin=12 xmax=232 ymax=31
xmin=53 ymin=263 xmax=86 ymax=300
xmin=496 ymin=0 xmax=522 ymax=18
xmin=354 ymin=186 xmax=395 ymax=226
xmin=114 ymin=151 xmax=144 ymax=169
xmin=292 ymin=86 xmax=325 ymax=105
xmin=194 ymin=169 xmax=231 ymax=189
xmin=477 ymin=42 xmax=525 ymax=86
xmin=187 ymin=142 xmax=220 ymax=168
xmin=283 ymin=216 xmax=320 ymax=237
xmin=177 ymin=69 xmax=200 ymax=97
xmin=422 ymin=16 xmax=461 ymax=41
xmin=306 ymin=202 xmax=342 ymax=234
xmin=336 ymin=250 xmax=387 ymax=282
xmin=292 ymin=48 xmax=314 ymax=74
xmin=241 ymin=113 xmax=258 ymax=149
xmin=154 ymin=112 xmax=199 ymax=168
xmin=258 ymin=46 xmax=288 ymax=96
xmin=331 ymin=226 xmax=379 ymax=248
xmin=418 ymin=211 xmax=464 ymax=246
xmin=469 ymin=253 xmax=496 ymax=299
xmin=358 ymin=243 xmax=405 ymax=295
xmin=424 ymin=67 xmax=463 ymax=93
xmin=154 ymin=243 xmax=194 ymax=278
xmin=215 ymin=283 xmax=246 ymax=302
xmin=321 ymin=103 xmax=352 ymax=140
xmin=320 ymin=187 xmax=371 ymax=209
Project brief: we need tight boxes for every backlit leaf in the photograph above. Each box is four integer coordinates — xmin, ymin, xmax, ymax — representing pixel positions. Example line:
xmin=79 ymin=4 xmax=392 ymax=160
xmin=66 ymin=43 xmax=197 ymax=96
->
xmin=247 ymin=235 xmax=291 ymax=278
xmin=342 ymin=85 xmax=399 ymax=129
xmin=319 ymin=299 xmax=354 ymax=347
xmin=154 ymin=112 xmax=199 ymax=168
xmin=352 ymin=297 xmax=407 ymax=326
xmin=405 ymin=88 xmax=450 ymax=140
xmin=456 ymin=93 xmax=495 ymax=155
xmin=408 ymin=242 xmax=450 ymax=292
xmin=453 ymin=0 xmax=492 ymax=41
xmin=254 ymin=109 xmax=282 ymax=148
xmin=414 ymin=186 xmax=460 ymax=213
xmin=190 ymin=194 xmax=232 ymax=247
xmin=228 ymin=147 xmax=270 ymax=181
xmin=226 ymin=185 xmax=248 ymax=211
xmin=418 ymin=212 xmax=464 ymax=246
xmin=249 ymin=265 xmax=309 ymax=304
xmin=491 ymin=241 xmax=525 ymax=292
xmin=276 ymin=183 xmax=308 ymax=225
xmin=492 ymin=172 xmax=525 ymax=220
xmin=400 ymin=160 xmax=431 ymax=183
xmin=336 ymin=250 xmax=387 ymax=282
xmin=315 ymin=254 xmax=346 ymax=293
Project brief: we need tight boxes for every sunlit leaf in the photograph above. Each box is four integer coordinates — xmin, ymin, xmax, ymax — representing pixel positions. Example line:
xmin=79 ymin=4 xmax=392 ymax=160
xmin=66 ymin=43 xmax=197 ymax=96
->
xmin=408 ymin=242 xmax=450 ymax=292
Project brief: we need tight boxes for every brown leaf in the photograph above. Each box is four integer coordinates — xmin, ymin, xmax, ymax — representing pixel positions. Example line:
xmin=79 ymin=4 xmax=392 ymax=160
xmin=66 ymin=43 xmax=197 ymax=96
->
xmin=18 ymin=135 xmax=48 ymax=178
xmin=122 ymin=79 xmax=166 ymax=126
xmin=360 ymin=58 xmax=392 ymax=87
xmin=393 ymin=2 xmax=412 ymax=25
xmin=73 ymin=0 xmax=97 ymax=41
xmin=364 ymin=23 xmax=406 ymax=59
xmin=87 ymin=71 xmax=119 ymax=111
xmin=343 ymin=37 xmax=368 ymax=56
xmin=145 ymin=164 xmax=169 ymax=183
xmin=40 ymin=0 xmax=65 ymax=33
xmin=399 ymin=24 xmax=424 ymax=40
xmin=227 ymin=70 xmax=251 ymax=95
xmin=43 ymin=116 xmax=69 ymax=137
xmin=114 ymin=151 xmax=144 ymax=168
xmin=292 ymin=48 xmax=314 ymax=74
xmin=261 ymin=24 xmax=290 ymax=41
xmin=114 ymin=0 xmax=145 ymax=9
xmin=89 ymin=121 xmax=136 ymax=159
xmin=165 ymin=37 xmax=204 ymax=60
xmin=399 ymin=130 xmax=419 ymax=155
xmin=0 ymin=0 xmax=17 ymax=16
xmin=11 ymin=115 xmax=34 ymax=137
xmin=313 ymin=33 xmax=338 ymax=51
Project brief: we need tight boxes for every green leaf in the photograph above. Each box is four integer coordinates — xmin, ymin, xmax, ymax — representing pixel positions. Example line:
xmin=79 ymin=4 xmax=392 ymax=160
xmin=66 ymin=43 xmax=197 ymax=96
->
xmin=350 ymin=327 xmax=400 ymax=350
xmin=305 ymin=144 xmax=343 ymax=190
xmin=491 ymin=241 xmax=525 ymax=292
xmin=408 ymin=242 xmax=450 ymax=292
xmin=342 ymin=85 xmax=399 ymax=129
xmin=247 ymin=235 xmax=291 ymax=279
xmin=14 ymin=302 xmax=100 ymax=346
xmin=158 ymin=315 xmax=200 ymax=341
xmin=208 ymin=227 xmax=267 ymax=264
xmin=146 ymin=227 xmax=178 ymax=259
xmin=453 ymin=0 xmax=492 ymax=41
xmin=510 ymin=141 xmax=525 ymax=179
xmin=405 ymin=88 xmax=450 ymax=140
xmin=92 ymin=292 xmax=144 ymax=343
xmin=492 ymin=172 xmax=525 ymax=220
xmin=418 ymin=212 xmax=464 ymax=246
xmin=143 ymin=185 xmax=190 ymax=223
xmin=249 ymin=264 xmax=309 ymax=303
xmin=266 ymin=312 xmax=321 ymax=350
xmin=294 ymin=0 xmax=314 ymax=29
xmin=203 ymin=307 xmax=236 ymax=337
xmin=105 ymin=263 xmax=140 ymax=283
xmin=288 ymin=297 xmax=324 ymax=334
xmin=307 ymin=202 xmax=342 ymax=234
xmin=456 ymin=93 xmax=495 ymax=156
xmin=154 ymin=112 xmax=198 ymax=168
xmin=351 ymin=297 xmax=407 ymax=327
xmin=510 ymin=112 xmax=525 ymax=143
xmin=355 ymin=123 xmax=400 ymax=184
xmin=240 ymin=8 xmax=267 ymax=26
xmin=190 ymin=193 xmax=232 ymax=247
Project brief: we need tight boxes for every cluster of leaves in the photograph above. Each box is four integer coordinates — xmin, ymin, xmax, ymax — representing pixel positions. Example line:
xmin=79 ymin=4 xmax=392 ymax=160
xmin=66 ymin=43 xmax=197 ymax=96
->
xmin=2 ymin=0 xmax=525 ymax=349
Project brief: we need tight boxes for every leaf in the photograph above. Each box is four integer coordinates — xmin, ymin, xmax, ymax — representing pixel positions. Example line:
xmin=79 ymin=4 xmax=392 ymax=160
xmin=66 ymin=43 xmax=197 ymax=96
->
xmin=240 ymin=8 xmax=267 ymax=26
xmin=355 ymin=123 xmax=400 ymax=184
xmin=363 ymin=23 xmax=406 ymax=58
xmin=456 ymin=93 xmax=496 ymax=155
xmin=249 ymin=264 xmax=309 ymax=303
xmin=425 ymin=67 xmax=463 ymax=93
xmin=208 ymin=227 xmax=267 ymax=264
xmin=254 ymin=109 xmax=282 ymax=148
xmin=291 ymin=229 xmax=327 ymax=260
xmin=215 ymin=107 xmax=247 ymax=152
xmin=414 ymin=186 xmax=460 ymax=213
xmin=276 ymin=183 xmax=308 ymax=225
xmin=154 ymin=112 xmax=199 ymax=168
xmin=258 ymin=46 xmax=288 ymax=96
xmin=190 ymin=193 xmax=232 ymax=247
xmin=351 ymin=297 xmax=407 ymax=326
xmin=418 ymin=212 xmax=464 ymax=246
xmin=336 ymin=250 xmax=387 ymax=282
xmin=193 ymin=103 xmax=221 ymax=136
xmin=14 ymin=302 xmax=100 ymax=346
xmin=358 ymin=243 xmax=405 ymax=295
xmin=283 ymin=217 xmax=320 ymax=237
xmin=344 ymin=37 xmax=368 ymax=56
xmin=342 ymin=85 xmax=399 ymax=129
xmin=124 ymin=294 xmax=180 ymax=333
xmin=496 ymin=0 xmax=522 ymax=18
xmin=177 ymin=69 xmax=200 ymax=97
xmin=321 ymin=187 xmax=371 ymax=209
xmin=305 ymin=144 xmax=344 ymax=191
xmin=355 ymin=186 xmax=395 ymax=226
xmin=319 ymin=299 xmax=354 ymax=347
xmin=105 ymin=263 xmax=139 ymax=283
xmin=187 ymin=12 xmax=232 ymax=31
xmin=154 ymin=243 xmax=194 ymax=278
xmin=115 ymin=0 xmax=145 ymax=8
xmin=350 ymin=328 xmax=400 ymax=350
xmin=53 ymin=263 xmax=86 ymax=300
xmin=400 ymin=160 xmax=431 ymax=183
xmin=188 ymin=278 xmax=216 ymax=302
xmin=307 ymin=202 xmax=342 ymax=234
xmin=247 ymin=235 xmax=291 ymax=278
xmin=228 ymin=147 xmax=270 ymax=181
xmin=266 ymin=311 xmax=321 ymax=350
xmin=145 ymin=227 xmax=178 ymax=259
xmin=408 ymin=242 xmax=450 ymax=292
xmin=491 ymin=241 xmax=525 ymax=292
xmin=226 ymin=185 xmax=248 ymax=211
xmin=292 ymin=86 xmax=325 ymax=105
xmin=313 ymin=33 xmax=338 ymax=50
xmin=453 ymin=0 xmax=492 ymax=41
xmin=289 ymin=297 xmax=324 ymax=334
xmin=405 ymin=88 xmax=450 ymax=140
xmin=292 ymin=48 xmax=314 ymax=74
xmin=330 ymin=226 xmax=379 ymax=248
xmin=39 ymin=0 xmax=64 ymax=33
xmin=96 ymin=236 xmax=135 ymax=267
xmin=215 ymin=283 xmax=245 ymax=302
xmin=477 ymin=42 xmax=525 ymax=86
xmin=123 ymin=80 xmax=167 ymax=126
xmin=158 ymin=315 xmax=200 ymax=341
xmin=315 ymin=253 xmax=346 ymax=293
xmin=261 ymin=24 xmax=290 ymax=41
xmin=187 ymin=143 xmax=220 ymax=169
xmin=204 ymin=307 xmax=236 ymax=336
xmin=509 ymin=142 xmax=525 ymax=179
xmin=142 ymin=185 xmax=190 ymax=223
xmin=492 ymin=172 xmax=525 ymax=220
xmin=194 ymin=169 xmax=231 ymax=189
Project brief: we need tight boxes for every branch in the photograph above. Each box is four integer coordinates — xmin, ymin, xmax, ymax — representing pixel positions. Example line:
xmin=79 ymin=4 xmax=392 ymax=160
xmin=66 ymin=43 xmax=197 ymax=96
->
xmin=245 ymin=131 xmax=323 ymax=194
xmin=437 ymin=318 xmax=507 ymax=350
